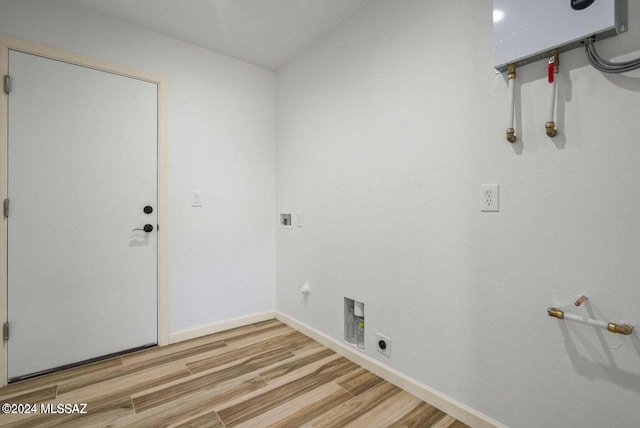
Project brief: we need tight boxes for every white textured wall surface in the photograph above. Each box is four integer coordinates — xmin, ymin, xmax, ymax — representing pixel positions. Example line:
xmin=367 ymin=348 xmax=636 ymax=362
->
xmin=0 ymin=0 xmax=277 ymax=333
xmin=276 ymin=1 xmax=640 ymax=427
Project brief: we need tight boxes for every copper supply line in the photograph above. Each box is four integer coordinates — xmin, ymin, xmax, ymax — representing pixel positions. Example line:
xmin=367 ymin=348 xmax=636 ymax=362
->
xmin=547 ymin=300 xmax=633 ymax=335
xmin=545 ymin=51 xmax=558 ymax=137
xmin=506 ymin=64 xmax=516 ymax=143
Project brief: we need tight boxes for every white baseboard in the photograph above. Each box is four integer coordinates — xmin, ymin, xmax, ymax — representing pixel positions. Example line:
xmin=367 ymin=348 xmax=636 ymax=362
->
xmin=276 ymin=311 xmax=506 ymax=428
xmin=168 ymin=310 xmax=276 ymax=344
xmin=168 ymin=309 xmax=503 ymax=427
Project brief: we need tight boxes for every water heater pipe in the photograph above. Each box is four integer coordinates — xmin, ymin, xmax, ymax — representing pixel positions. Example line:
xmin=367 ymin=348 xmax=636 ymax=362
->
xmin=545 ymin=52 xmax=558 ymax=137
xmin=506 ymin=64 xmax=516 ymax=143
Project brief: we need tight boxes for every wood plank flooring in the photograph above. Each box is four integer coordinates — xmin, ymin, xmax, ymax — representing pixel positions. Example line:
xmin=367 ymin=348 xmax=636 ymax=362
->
xmin=0 ymin=319 xmax=468 ymax=427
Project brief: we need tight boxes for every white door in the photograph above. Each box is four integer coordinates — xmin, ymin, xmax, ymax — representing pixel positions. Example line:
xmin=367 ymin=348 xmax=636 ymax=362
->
xmin=7 ymin=50 xmax=158 ymax=381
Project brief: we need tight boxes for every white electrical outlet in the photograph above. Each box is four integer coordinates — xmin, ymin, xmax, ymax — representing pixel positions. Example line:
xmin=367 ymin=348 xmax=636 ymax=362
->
xmin=376 ymin=333 xmax=391 ymax=357
xmin=480 ymin=184 xmax=499 ymax=212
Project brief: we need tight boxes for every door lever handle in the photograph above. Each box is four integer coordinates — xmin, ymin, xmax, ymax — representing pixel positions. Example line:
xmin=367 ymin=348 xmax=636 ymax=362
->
xmin=133 ymin=224 xmax=154 ymax=232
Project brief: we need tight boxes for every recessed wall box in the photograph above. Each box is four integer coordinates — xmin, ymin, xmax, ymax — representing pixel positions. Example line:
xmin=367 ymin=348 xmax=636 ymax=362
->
xmin=280 ymin=213 xmax=292 ymax=228
xmin=493 ymin=0 xmax=627 ymax=72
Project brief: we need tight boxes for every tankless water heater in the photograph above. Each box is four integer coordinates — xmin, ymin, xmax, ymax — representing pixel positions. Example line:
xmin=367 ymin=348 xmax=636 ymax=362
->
xmin=493 ymin=0 xmax=628 ymax=71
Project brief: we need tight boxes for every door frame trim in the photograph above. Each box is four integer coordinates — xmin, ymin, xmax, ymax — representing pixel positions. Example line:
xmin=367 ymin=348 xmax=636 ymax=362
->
xmin=0 ymin=35 xmax=170 ymax=387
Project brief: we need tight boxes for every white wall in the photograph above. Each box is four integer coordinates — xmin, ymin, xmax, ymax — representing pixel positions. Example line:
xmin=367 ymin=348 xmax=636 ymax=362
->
xmin=276 ymin=1 xmax=640 ymax=427
xmin=0 ymin=0 xmax=277 ymax=333
xmin=4 ymin=0 xmax=640 ymax=425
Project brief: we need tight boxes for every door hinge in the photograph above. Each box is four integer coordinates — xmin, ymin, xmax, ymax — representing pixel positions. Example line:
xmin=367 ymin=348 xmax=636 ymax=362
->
xmin=3 ymin=199 xmax=8 ymax=218
xmin=2 ymin=322 xmax=8 ymax=341
xmin=3 ymin=75 xmax=9 ymax=94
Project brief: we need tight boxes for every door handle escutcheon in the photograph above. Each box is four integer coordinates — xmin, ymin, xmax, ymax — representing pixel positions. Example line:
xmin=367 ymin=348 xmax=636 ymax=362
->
xmin=133 ymin=224 xmax=153 ymax=232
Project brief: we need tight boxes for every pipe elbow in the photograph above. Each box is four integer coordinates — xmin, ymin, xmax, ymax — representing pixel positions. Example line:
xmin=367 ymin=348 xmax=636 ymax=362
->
xmin=545 ymin=121 xmax=557 ymax=137
xmin=608 ymin=323 xmax=634 ymax=335
xmin=506 ymin=128 xmax=516 ymax=143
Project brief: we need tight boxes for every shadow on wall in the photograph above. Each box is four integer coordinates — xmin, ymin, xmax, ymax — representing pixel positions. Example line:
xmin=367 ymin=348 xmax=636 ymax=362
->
xmin=129 ymin=233 xmax=150 ymax=247
xmin=558 ymin=315 xmax=640 ymax=394
xmin=602 ymin=72 xmax=640 ymax=92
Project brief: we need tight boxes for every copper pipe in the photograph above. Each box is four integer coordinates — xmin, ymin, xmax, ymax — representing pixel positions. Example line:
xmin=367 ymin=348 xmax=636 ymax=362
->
xmin=574 ymin=295 xmax=588 ymax=306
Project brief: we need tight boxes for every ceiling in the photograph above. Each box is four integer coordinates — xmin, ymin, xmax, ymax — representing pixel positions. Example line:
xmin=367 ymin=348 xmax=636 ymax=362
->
xmin=61 ymin=0 xmax=373 ymax=70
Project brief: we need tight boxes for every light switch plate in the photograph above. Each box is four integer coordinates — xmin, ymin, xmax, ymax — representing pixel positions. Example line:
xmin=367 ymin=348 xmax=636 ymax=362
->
xmin=192 ymin=190 xmax=202 ymax=207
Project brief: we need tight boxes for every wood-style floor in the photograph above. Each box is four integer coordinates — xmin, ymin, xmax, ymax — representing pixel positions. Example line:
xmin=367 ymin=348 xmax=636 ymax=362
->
xmin=0 ymin=319 xmax=468 ymax=427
